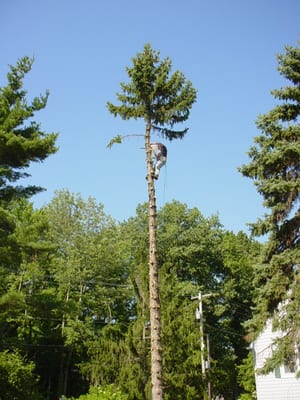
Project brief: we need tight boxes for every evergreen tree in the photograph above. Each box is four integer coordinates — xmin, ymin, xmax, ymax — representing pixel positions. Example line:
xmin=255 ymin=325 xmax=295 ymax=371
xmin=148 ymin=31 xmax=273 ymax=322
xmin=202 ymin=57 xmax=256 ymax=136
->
xmin=0 ymin=56 xmax=58 ymax=202
xmin=237 ymin=352 xmax=257 ymax=400
xmin=0 ymin=199 xmax=55 ymax=400
xmin=0 ymin=56 xmax=58 ymax=296
xmin=239 ymin=42 xmax=300 ymax=373
xmin=107 ymin=44 xmax=197 ymax=400
xmin=117 ymin=204 xmax=152 ymax=400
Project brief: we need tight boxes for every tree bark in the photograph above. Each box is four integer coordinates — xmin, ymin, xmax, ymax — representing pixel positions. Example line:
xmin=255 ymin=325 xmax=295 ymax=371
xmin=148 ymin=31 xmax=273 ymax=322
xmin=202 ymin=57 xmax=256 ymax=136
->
xmin=145 ymin=123 xmax=164 ymax=400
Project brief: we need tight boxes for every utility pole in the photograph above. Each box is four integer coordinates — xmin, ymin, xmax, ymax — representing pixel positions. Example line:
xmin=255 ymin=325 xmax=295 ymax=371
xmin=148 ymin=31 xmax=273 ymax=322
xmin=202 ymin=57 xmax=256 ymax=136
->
xmin=191 ymin=291 xmax=214 ymax=400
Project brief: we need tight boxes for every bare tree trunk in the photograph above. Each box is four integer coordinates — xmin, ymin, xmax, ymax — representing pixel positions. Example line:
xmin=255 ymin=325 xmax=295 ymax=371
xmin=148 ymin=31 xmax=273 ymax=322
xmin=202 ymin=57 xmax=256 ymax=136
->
xmin=145 ymin=123 xmax=164 ymax=400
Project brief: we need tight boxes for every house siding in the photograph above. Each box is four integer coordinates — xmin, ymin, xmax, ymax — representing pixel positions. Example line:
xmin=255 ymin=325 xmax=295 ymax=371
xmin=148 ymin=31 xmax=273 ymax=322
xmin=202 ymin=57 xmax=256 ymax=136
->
xmin=253 ymin=320 xmax=300 ymax=400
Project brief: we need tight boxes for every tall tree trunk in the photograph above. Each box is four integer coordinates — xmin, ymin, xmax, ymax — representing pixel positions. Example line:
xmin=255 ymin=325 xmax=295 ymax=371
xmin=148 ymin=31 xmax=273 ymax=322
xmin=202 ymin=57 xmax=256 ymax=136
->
xmin=145 ymin=123 xmax=164 ymax=400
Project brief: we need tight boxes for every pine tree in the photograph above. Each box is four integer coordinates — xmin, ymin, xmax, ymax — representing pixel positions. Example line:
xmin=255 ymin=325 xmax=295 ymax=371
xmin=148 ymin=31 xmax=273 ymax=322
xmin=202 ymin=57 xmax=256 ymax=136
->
xmin=107 ymin=44 xmax=197 ymax=400
xmin=0 ymin=57 xmax=58 ymax=355
xmin=0 ymin=56 xmax=58 ymax=202
xmin=239 ymin=42 xmax=300 ymax=373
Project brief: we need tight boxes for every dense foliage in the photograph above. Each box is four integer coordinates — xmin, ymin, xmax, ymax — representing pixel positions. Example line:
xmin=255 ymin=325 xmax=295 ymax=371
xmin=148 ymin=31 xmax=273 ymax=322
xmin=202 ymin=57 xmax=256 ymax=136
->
xmin=239 ymin=42 xmax=300 ymax=374
xmin=0 ymin=57 xmax=58 ymax=399
xmin=0 ymin=56 xmax=58 ymax=202
xmin=0 ymin=350 xmax=41 ymax=400
xmin=0 ymin=192 xmax=259 ymax=399
xmin=66 ymin=385 xmax=129 ymax=400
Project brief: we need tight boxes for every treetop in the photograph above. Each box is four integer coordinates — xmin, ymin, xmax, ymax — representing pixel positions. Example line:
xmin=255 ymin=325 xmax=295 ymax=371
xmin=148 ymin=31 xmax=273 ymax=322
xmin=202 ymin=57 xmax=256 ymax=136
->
xmin=107 ymin=43 xmax=197 ymax=141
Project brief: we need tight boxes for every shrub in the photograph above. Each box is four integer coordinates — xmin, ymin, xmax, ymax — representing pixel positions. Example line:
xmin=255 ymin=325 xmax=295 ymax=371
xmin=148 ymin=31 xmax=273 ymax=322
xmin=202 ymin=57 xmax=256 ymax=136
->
xmin=65 ymin=385 xmax=128 ymax=400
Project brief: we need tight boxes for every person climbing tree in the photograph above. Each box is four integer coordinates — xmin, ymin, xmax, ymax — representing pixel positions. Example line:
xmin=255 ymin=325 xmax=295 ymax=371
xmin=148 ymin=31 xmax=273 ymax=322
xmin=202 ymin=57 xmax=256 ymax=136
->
xmin=107 ymin=43 xmax=197 ymax=400
xmin=150 ymin=142 xmax=167 ymax=179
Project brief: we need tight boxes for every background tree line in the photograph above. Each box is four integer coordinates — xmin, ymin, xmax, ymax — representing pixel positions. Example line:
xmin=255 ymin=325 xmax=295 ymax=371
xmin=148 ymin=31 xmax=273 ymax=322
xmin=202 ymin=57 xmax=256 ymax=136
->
xmin=0 ymin=190 xmax=260 ymax=400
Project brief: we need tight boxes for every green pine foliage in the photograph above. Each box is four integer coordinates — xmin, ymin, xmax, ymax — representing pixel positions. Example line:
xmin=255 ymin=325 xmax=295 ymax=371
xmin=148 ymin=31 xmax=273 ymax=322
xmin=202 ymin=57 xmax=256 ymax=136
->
xmin=0 ymin=85 xmax=61 ymax=395
xmin=239 ymin=42 xmax=300 ymax=373
xmin=0 ymin=56 xmax=58 ymax=202
xmin=0 ymin=57 xmax=58 ymax=318
xmin=107 ymin=43 xmax=197 ymax=140
xmin=237 ymin=352 xmax=257 ymax=400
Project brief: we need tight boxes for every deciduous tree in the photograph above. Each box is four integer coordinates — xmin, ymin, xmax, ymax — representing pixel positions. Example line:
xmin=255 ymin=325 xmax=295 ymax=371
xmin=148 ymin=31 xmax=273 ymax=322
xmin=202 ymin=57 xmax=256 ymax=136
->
xmin=0 ymin=350 xmax=41 ymax=400
xmin=45 ymin=190 xmax=131 ymax=398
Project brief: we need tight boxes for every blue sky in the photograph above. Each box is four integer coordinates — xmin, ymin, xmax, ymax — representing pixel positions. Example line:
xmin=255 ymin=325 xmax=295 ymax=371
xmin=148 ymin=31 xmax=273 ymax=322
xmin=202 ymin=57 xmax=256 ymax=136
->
xmin=1 ymin=0 xmax=299 ymax=234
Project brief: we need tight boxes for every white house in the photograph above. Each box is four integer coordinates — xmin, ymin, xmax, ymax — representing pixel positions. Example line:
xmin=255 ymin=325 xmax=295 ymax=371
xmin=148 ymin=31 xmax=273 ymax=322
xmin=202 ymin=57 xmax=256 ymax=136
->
xmin=253 ymin=319 xmax=300 ymax=400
